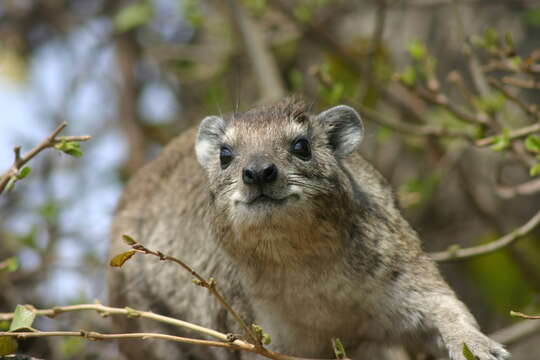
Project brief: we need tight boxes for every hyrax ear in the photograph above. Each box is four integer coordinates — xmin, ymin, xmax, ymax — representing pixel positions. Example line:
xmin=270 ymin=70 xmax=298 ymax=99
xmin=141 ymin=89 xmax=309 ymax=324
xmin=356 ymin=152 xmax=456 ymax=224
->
xmin=315 ymin=105 xmax=364 ymax=157
xmin=195 ymin=115 xmax=226 ymax=169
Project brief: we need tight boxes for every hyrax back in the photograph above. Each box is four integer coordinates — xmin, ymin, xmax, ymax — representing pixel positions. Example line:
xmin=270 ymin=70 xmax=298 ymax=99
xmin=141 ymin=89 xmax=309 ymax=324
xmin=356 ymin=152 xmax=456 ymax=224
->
xmin=109 ymin=98 xmax=509 ymax=360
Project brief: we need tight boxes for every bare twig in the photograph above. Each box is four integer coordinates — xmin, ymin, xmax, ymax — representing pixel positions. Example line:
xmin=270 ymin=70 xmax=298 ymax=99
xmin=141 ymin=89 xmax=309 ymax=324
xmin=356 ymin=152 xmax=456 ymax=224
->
xmin=0 ymin=303 xmax=228 ymax=342
xmin=488 ymin=77 xmax=540 ymax=120
xmin=430 ymin=209 xmax=540 ymax=262
xmin=475 ymin=123 xmax=540 ymax=147
xmin=0 ymin=122 xmax=91 ymax=194
xmin=357 ymin=105 xmax=472 ymax=139
xmin=496 ymin=177 xmax=540 ymax=198
xmin=0 ymin=331 xmax=239 ymax=350
xmin=502 ymin=76 xmax=540 ymax=90
xmin=125 ymin=239 xmax=260 ymax=346
xmin=510 ymin=311 xmax=540 ymax=320
xmin=394 ymin=79 xmax=489 ymax=125
xmin=0 ymin=304 xmax=316 ymax=360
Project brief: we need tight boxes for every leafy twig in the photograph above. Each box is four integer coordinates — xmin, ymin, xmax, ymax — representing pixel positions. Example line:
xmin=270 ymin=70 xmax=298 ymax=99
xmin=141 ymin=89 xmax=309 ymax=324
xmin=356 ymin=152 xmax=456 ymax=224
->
xmin=0 ymin=122 xmax=91 ymax=194
xmin=114 ymin=235 xmax=260 ymax=346
xmin=475 ymin=123 xmax=540 ymax=147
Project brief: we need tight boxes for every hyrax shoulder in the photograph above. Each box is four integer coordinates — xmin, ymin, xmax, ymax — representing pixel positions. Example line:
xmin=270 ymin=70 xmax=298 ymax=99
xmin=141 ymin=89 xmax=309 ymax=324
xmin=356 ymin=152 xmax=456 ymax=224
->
xmin=109 ymin=98 xmax=509 ymax=360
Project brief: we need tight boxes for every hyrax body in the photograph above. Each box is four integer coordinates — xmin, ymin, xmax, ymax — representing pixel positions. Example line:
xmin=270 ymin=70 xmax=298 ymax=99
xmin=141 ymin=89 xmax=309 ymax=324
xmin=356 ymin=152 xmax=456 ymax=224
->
xmin=109 ymin=98 xmax=509 ymax=360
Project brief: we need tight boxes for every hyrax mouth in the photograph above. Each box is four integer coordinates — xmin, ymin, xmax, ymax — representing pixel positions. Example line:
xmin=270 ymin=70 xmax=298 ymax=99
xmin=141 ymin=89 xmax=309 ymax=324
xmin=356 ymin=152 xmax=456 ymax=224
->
xmin=237 ymin=193 xmax=300 ymax=207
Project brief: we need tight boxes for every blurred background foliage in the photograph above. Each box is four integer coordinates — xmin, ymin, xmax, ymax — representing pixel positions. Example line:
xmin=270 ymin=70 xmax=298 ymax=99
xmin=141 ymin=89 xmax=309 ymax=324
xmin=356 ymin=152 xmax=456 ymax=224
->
xmin=0 ymin=0 xmax=540 ymax=358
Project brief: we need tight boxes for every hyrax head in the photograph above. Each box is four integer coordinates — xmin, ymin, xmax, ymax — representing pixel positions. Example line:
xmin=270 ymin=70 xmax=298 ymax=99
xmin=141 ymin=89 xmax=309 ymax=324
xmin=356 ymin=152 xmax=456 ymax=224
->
xmin=195 ymin=98 xmax=363 ymax=229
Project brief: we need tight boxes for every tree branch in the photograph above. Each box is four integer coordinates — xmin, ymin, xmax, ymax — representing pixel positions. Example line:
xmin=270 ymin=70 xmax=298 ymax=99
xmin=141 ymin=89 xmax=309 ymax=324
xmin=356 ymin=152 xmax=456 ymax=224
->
xmin=0 ymin=122 xmax=91 ymax=194
xmin=120 ymin=236 xmax=260 ymax=346
xmin=475 ymin=123 xmax=540 ymax=147
xmin=430 ymin=209 xmax=540 ymax=262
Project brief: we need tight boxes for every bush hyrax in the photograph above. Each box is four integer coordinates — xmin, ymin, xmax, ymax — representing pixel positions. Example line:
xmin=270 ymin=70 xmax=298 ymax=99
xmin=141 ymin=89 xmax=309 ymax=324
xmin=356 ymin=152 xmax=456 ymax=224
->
xmin=109 ymin=98 xmax=509 ymax=360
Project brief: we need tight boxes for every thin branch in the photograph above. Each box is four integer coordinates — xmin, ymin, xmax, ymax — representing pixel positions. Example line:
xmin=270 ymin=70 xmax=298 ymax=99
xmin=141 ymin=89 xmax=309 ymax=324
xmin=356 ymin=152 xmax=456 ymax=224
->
xmin=0 ymin=331 xmax=239 ymax=350
xmin=125 ymin=239 xmax=260 ymax=346
xmin=0 ymin=304 xmax=324 ymax=360
xmin=0 ymin=303 xmax=229 ymax=343
xmin=488 ymin=77 xmax=540 ymax=120
xmin=430 ymin=209 xmax=540 ymax=262
xmin=475 ymin=123 xmax=540 ymax=147
xmin=0 ymin=122 xmax=91 ymax=194
xmin=496 ymin=177 xmax=540 ymax=198
xmin=395 ymin=79 xmax=489 ymax=125
xmin=510 ymin=311 xmax=540 ymax=320
xmin=357 ymin=105 xmax=472 ymax=139
xmin=502 ymin=76 xmax=540 ymax=90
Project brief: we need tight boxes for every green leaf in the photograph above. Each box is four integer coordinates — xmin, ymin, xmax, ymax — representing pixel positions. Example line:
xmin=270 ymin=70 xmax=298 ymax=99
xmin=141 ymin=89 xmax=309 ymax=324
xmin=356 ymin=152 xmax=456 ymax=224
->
xmin=114 ymin=2 xmax=153 ymax=32
xmin=504 ymin=32 xmax=514 ymax=48
xmin=262 ymin=332 xmax=271 ymax=345
xmin=110 ymin=251 xmax=136 ymax=267
xmin=483 ymin=28 xmax=500 ymax=51
xmin=0 ymin=257 xmax=18 ymax=273
xmin=293 ymin=4 xmax=313 ymax=23
xmin=9 ymin=305 xmax=36 ymax=332
xmin=400 ymin=66 xmax=416 ymax=86
xmin=122 ymin=234 xmax=137 ymax=246
xmin=463 ymin=343 xmax=476 ymax=360
xmin=17 ymin=166 xmax=31 ymax=179
xmin=491 ymin=129 xmax=510 ymax=152
xmin=332 ymin=338 xmax=347 ymax=359
xmin=525 ymin=135 xmax=540 ymax=154
xmin=0 ymin=336 xmax=18 ymax=356
xmin=5 ymin=176 xmax=16 ymax=192
xmin=54 ymin=140 xmax=83 ymax=157
xmin=530 ymin=162 xmax=540 ymax=177
xmin=407 ymin=40 xmax=427 ymax=61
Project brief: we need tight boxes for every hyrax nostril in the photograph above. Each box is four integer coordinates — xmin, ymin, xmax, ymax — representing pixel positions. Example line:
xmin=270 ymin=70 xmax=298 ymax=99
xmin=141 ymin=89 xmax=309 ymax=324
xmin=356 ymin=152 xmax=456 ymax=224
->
xmin=262 ymin=163 xmax=277 ymax=183
xmin=242 ymin=162 xmax=278 ymax=185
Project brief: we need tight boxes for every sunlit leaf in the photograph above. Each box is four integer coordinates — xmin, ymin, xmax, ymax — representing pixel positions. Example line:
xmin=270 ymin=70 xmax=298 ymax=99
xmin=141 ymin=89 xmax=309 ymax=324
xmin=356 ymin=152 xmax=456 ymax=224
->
xmin=530 ymin=162 xmax=540 ymax=177
xmin=491 ymin=129 xmax=510 ymax=152
xmin=407 ymin=40 xmax=427 ymax=61
xmin=9 ymin=305 xmax=35 ymax=332
xmin=110 ymin=251 xmax=136 ymax=267
xmin=54 ymin=140 xmax=83 ymax=157
xmin=122 ymin=234 xmax=137 ymax=246
xmin=332 ymin=338 xmax=347 ymax=359
xmin=463 ymin=343 xmax=476 ymax=360
xmin=400 ymin=66 xmax=416 ymax=86
xmin=0 ymin=257 xmax=18 ymax=273
xmin=525 ymin=135 xmax=540 ymax=154
xmin=17 ymin=167 xmax=31 ymax=179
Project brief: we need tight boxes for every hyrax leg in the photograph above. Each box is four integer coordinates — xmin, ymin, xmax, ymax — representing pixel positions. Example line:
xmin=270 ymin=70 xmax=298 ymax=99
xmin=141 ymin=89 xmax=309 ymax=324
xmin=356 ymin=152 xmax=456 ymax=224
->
xmin=386 ymin=263 xmax=509 ymax=360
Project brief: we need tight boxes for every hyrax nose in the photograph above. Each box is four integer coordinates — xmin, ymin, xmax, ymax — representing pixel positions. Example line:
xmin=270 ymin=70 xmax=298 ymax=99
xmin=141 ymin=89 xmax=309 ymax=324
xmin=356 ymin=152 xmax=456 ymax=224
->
xmin=242 ymin=161 xmax=278 ymax=185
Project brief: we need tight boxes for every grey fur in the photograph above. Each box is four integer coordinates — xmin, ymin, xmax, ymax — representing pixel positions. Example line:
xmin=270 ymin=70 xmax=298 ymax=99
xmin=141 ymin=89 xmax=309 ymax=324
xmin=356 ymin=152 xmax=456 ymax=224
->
xmin=109 ymin=98 xmax=509 ymax=360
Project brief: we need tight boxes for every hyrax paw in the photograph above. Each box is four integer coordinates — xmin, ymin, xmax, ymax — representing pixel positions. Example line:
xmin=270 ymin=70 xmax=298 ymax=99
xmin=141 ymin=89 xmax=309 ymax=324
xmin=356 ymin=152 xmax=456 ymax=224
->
xmin=447 ymin=333 xmax=510 ymax=360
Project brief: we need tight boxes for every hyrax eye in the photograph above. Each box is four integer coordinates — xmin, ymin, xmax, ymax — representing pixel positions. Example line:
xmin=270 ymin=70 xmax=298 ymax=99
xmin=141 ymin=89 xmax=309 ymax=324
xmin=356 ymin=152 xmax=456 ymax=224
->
xmin=220 ymin=146 xmax=234 ymax=169
xmin=291 ymin=138 xmax=311 ymax=161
